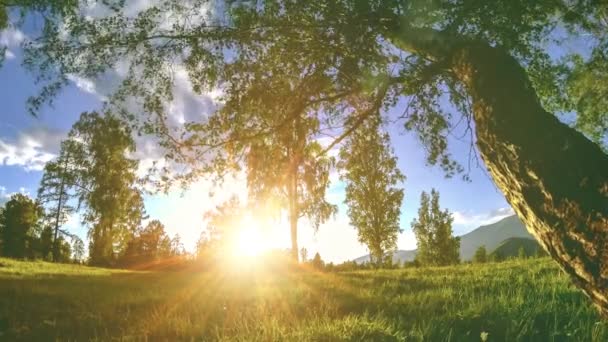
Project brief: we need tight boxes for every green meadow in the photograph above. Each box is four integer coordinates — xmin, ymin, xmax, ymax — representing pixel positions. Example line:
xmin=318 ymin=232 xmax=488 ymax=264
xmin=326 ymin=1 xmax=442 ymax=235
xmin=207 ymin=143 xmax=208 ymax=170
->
xmin=0 ymin=257 xmax=606 ymax=341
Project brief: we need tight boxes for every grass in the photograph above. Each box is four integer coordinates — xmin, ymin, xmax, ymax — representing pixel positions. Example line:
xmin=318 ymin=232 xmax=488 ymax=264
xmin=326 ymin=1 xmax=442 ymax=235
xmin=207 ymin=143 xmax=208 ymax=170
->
xmin=0 ymin=257 xmax=606 ymax=341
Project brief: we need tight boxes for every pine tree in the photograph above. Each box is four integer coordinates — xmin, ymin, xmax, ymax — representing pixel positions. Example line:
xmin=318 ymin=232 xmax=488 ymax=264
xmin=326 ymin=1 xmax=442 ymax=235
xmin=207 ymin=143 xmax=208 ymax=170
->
xmin=340 ymin=115 xmax=405 ymax=267
xmin=37 ymin=139 xmax=79 ymax=262
xmin=311 ymin=252 xmax=324 ymax=270
xmin=412 ymin=189 xmax=460 ymax=266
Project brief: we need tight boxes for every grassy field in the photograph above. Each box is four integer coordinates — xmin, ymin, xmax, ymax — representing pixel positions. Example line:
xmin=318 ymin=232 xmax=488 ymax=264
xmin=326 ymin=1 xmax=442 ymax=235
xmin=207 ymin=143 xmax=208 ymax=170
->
xmin=0 ymin=257 xmax=606 ymax=341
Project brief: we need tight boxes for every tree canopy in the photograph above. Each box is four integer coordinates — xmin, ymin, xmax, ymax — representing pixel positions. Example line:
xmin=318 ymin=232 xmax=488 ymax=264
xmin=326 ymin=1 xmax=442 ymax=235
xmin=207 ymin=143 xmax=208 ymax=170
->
xmin=66 ymin=112 xmax=145 ymax=266
xmin=412 ymin=189 xmax=460 ymax=266
xmin=3 ymin=0 xmax=608 ymax=315
xmin=0 ymin=193 xmax=43 ymax=259
xmin=340 ymin=114 xmax=404 ymax=266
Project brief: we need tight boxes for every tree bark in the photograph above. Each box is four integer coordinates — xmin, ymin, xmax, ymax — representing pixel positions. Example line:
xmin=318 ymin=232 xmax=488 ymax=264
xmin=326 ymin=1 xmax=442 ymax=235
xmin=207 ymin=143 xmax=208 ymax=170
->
xmin=450 ymin=42 xmax=608 ymax=315
xmin=52 ymin=151 xmax=70 ymax=261
xmin=288 ymin=167 xmax=299 ymax=262
xmin=390 ymin=28 xmax=608 ymax=316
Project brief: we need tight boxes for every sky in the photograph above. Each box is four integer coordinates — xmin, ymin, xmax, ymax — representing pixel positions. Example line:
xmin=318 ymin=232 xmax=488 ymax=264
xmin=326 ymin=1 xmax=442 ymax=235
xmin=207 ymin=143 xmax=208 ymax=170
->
xmin=0 ymin=10 xmax=520 ymax=263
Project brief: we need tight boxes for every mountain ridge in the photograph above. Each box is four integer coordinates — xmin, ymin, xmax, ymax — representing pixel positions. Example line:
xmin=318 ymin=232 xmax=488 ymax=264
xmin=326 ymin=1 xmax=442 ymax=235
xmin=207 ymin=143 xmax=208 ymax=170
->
xmin=353 ymin=214 xmax=536 ymax=263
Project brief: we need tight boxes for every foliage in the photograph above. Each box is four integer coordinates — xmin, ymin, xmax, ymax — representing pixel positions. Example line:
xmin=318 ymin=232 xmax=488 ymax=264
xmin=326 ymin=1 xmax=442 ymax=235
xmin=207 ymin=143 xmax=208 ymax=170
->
xmin=518 ymin=246 xmax=527 ymax=259
xmin=38 ymin=225 xmax=54 ymax=260
xmin=196 ymin=196 xmax=258 ymax=264
xmin=21 ymin=1 xmax=607 ymax=178
xmin=119 ymin=220 xmax=174 ymax=267
xmin=0 ymin=193 xmax=77 ymax=262
xmin=489 ymin=251 xmax=504 ymax=263
xmin=71 ymin=235 xmax=85 ymax=263
xmin=0 ymin=257 xmax=606 ymax=340
xmin=37 ymin=139 xmax=79 ymax=261
xmin=238 ymin=69 xmax=338 ymax=259
xmin=339 ymin=114 xmax=405 ymax=266
xmin=54 ymin=236 xmax=72 ymax=263
xmin=66 ymin=112 xmax=145 ymax=266
xmin=299 ymin=248 xmax=308 ymax=263
xmin=565 ymin=49 xmax=608 ymax=147
xmin=412 ymin=189 xmax=460 ymax=266
xmin=473 ymin=246 xmax=488 ymax=264
xmin=311 ymin=252 xmax=324 ymax=270
xmin=0 ymin=194 xmax=43 ymax=258
xmin=0 ymin=0 xmax=78 ymax=68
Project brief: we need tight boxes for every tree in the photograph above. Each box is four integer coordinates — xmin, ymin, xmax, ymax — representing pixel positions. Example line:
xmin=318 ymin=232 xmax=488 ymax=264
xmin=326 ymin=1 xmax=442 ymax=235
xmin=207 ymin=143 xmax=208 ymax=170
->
xmin=38 ymin=225 xmax=54 ymax=260
xmin=311 ymin=252 xmax=324 ymax=270
xmin=120 ymin=220 xmax=172 ymax=267
xmin=21 ymin=0 xmax=608 ymax=315
xmin=200 ymin=197 xmax=244 ymax=259
xmin=246 ymin=123 xmax=337 ymax=262
xmin=54 ymin=236 xmax=72 ymax=263
xmin=140 ymin=220 xmax=171 ymax=260
xmin=67 ymin=112 xmax=145 ymax=266
xmin=412 ymin=190 xmax=460 ymax=266
xmin=169 ymin=234 xmax=185 ymax=256
xmin=0 ymin=0 xmax=78 ymax=69
xmin=71 ymin=235 xmax=85 ymax=263
xmin=222 ymin=58 xmax=339 ymax=261
xmin=37 ymin=139 xmax=78 ymax=262
xmin=489 ymin=251 xmax=504 ymax=263
xmin=0 ymin=194 xmax=43 ymax=258
xmin=339 ymin=114 xmax=405 ymax=266
xmin=473 ymin=246 xmax=487 ymax=264
xmin=518 ymin=246 xmax=527 ymax=260
xmin=300 ymin=247 xmax=308 ymax=263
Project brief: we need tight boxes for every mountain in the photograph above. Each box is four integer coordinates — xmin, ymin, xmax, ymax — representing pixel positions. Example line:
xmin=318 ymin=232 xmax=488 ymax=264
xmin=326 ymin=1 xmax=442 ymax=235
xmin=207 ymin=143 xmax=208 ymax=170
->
xmin=353 ymin=249 xmax=417 ymax=264
xmin=458 ymin=215 xmax=534 ymax=260
xmin=353 ymin=215 xmax=536 ymax=263
xmin=490 ymin=237 xmax=541 ymax=259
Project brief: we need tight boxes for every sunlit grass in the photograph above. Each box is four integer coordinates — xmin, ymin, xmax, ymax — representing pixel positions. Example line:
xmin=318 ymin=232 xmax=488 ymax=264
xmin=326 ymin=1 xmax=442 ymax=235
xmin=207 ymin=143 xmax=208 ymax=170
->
xmin=0 ymin=257 xmax=606 ymax=340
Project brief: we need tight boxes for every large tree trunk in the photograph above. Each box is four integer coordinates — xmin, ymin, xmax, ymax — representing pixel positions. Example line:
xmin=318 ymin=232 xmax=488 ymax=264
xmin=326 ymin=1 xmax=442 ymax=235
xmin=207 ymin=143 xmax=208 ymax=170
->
xmin=389 ymin=28 xmax=608 ymax=315
xmin=449 ymin=42 xmax=608 ymax=316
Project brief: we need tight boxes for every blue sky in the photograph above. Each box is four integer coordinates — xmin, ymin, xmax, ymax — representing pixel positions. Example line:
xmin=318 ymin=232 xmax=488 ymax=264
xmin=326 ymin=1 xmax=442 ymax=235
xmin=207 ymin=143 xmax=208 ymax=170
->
xmin=0 ymin=19 xmax=517 ymax=263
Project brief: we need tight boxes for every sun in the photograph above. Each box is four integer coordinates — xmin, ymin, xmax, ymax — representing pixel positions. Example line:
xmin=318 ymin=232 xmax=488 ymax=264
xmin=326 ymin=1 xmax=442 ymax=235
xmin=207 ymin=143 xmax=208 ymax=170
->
xmin=232 ymin=218 xmax=268 ymax=258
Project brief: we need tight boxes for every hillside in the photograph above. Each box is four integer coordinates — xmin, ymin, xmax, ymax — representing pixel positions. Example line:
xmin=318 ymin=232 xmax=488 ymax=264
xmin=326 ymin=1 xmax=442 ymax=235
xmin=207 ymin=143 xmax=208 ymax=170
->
xmin=490 ymin=237 xmax=542 ymax=259
xmin=458 ymin=215 xmax=534 ymax=259
xmin=354 ymin=215 xmax=535 ymax=263
xmin=0 ymin=257 xmax=604 ymax=340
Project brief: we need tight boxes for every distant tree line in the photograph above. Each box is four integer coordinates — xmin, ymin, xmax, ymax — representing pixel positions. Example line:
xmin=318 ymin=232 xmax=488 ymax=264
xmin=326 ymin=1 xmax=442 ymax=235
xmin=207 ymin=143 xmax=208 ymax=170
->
xmin=0 ymin=112 xmax=187 ymax=267
xmin=0 ymin=193 xmax=75 ymax=262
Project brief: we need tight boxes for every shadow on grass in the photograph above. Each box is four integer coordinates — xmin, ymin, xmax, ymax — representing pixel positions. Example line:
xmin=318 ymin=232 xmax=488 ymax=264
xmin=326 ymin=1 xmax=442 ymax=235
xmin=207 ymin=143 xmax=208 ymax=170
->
xmin=0 ymin=271 xmax=173 ymax=341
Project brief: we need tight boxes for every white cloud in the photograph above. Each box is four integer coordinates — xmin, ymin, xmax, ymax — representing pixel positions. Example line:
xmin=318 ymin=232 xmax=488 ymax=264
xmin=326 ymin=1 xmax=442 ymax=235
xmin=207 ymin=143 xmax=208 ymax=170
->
xmin=1 ymin=28 xmax=25 ymax=62
xmin=4 ymin=49 xmax=15 ymax=60
xmin=0 ymin=127 xmax=66 ymax=171
xmin=66 ymin=74 xmax=102 ymax=98
xmin=0 ymin=186 xmax=33 ymax=205
xmin=452 ymin=206 xmax=515 ymax=228
xmin=0 ymin=28 xmax=25 ymax=47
